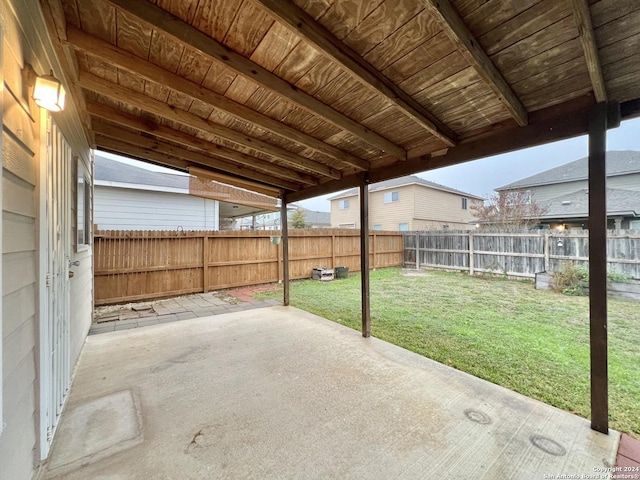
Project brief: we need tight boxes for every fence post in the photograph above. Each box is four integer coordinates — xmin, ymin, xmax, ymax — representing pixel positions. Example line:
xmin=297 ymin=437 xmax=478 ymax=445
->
xmin=468 ymin=231 xmax=474 ymax=276
xmin=373 ymin=232 xmax=377 ymax=270
xmin=331 ymin=233 xmax=336 ymax=268
xmin=276 ymin=236 xmax=281 ymax=283
xmin=202 ymin=235 xmax=209 ymax=293
xmin=544 ymin=232 xmax=550 ymax=272
xmin=415 ymin=232 xmax=420 ymax=270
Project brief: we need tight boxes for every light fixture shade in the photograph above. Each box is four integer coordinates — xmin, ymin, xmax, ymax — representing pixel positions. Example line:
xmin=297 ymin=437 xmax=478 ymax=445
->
xmin=33 ymin=72 xmax=66 ymax=112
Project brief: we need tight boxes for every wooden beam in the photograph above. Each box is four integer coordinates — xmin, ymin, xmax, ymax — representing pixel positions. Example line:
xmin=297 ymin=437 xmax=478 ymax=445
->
xmin=423 ymin=0 xmax=528 ymax=127
xmin=254 ymin=0 xmax=456 ymax=147
xmin=89 ymin=110 xmax=316 ymax=186
xmin=104 ymin=0 xmax=406 ymax=159
xmin=571 ymin=0 xmax=607 ymax=102
xmin=287 ymin=94 xmax=596 ymax=202
xmin=79 ymin=72 xmax=341 ymax=179
xmin=188 ymin=166 xmax=281 ymax=197
xmin=281 ymin=197 xmax=290 ymax=306
xmin=94 ymin=134 xmax=301 ymax=192
xmin=359 ymin=174 xmax=371 ymax=338
xmin=39 ymin=0 xmax=93 ymax=145
xmin=588 ymin=102 xmax=608 ymax=434
xmin=65 ymin=27 xmax=369 ymax=171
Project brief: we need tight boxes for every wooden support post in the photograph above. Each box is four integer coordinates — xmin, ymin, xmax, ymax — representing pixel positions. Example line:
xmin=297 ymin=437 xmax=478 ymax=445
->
xmin=281 ymin=198 xmax=290 ymax=306
xmin=202 ymin=235 xmax=209 ymax=293
xmin=359 ymin=174 xmax=371 ymax=338
xmin=468 ymin=232 xmax=474 ymax=276
xmin=588 ymin=102 xmax=609 ymax=434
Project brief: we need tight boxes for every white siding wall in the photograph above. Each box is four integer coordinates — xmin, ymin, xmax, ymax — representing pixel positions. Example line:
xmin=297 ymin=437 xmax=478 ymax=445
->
xmin=330 ymin=194 xmax=359 ymax=228
xmin=1 ymin=0 xmax=93 ymax=477
xmin=1 ymin=4 xmax=39 ymax=478
xmin=94 ymin=186 xmax=219 ymax=231
xmin=609 ymin=172 xmax=640 ymax=191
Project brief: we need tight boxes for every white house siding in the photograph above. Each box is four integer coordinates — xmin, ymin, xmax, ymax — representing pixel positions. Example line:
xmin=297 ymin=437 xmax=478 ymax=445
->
xmin=528 ymin=181 xmax=587 ymax=203
xmin=608 ymin=172 xmax=640 ymax=191
xmin=368 ymin=185 xmax=416 ymax=230
xmin=1 ymin=5 xmax=40 ymax=478
xmin=94 ymin=185 xmax=219 ymax=231
xmin=1 ymin=0 xmax=93 ymax=478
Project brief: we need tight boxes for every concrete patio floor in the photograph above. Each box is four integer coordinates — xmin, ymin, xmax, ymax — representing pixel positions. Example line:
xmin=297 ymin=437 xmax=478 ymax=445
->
xmin=43 ymin=306 xmax=620 ymax=479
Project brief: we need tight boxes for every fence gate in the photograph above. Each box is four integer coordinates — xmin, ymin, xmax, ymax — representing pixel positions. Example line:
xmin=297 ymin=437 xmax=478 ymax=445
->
xmin=39 ymin=116 xmax=72 ymax=459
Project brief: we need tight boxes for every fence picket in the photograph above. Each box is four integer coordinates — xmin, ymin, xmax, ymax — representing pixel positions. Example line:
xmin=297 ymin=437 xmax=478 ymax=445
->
xmin=405 ymin=230 xmax=640 ymax=279
xmin=94 ymin=229 xmax=404 ymax=305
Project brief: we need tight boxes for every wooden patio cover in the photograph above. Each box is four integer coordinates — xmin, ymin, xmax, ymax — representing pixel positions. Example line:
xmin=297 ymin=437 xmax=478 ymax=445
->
xmin=42 ymin=0 xmax=640 ymax=198
xmin=41 ymin=0 xmax=639 ymax=434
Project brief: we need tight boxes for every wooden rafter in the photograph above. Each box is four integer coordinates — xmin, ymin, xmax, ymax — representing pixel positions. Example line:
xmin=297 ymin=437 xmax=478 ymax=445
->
xmin=94 ymin=133 xmax=295 ymax=195
xmin=422 ymin=0 xmax=529 ymax=127
xmin=79 ymin=72 xmax=341 ymax=179
xmin=287 ymin=94 xmax=595 ymax=202
xmin=570 ymin=0 xmax=607 ymax=102
xmin=65 ymin=27 xmax=369 ymax=171
xmin=89 ymin=106 xmax=317 ymax=186
xmin=104 ymin=0 xmax=406 ymax=159
xmin=253 ymin=0 xmax=456 ymax=147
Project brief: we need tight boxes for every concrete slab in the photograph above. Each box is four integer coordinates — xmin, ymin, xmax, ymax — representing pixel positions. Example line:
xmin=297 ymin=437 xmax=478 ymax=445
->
xmin=45 ymin=390 xmax=143 ymax=477
xmin=44 ymin=307 xmax=619 ymax=479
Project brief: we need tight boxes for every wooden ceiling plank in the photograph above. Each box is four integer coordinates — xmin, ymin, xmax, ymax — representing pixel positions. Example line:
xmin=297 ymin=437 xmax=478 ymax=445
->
xmin=79 ymin=72 xmax=341 ymax=179
xmin=86 ymin=101 xmax=318 ymax=186
xmin=104 ymin=0 xmax=406 ymax=159
xmin=40 ymin=0 xmax=94 ymax=145
xmin=65 ymin=27 xmax=368 ymax=171
xmin=93 ymin=132 xmax=297 ymax=194
xmin=289 ymin=94 xmax=596 ymax=202
xmin=570 ymin=0 xmax=607 ymax=102
xmin=421 ymin=0 xmax=529 ymax=127
xmin=254 ymin=0 xmax=457 ymax=147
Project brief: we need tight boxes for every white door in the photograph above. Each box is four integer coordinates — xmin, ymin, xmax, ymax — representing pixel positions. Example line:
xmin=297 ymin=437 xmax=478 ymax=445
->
xmin=39 ymin=115 xmax=72 ymax=458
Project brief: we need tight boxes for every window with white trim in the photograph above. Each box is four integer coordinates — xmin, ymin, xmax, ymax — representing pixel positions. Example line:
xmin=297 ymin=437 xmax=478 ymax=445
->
xmin=461 ymin=197 xmax=468 ymax=210
xmin=373 ymin=224 xmax=382 ymax=230
xmin=384 ymin=191 xmax=399 ymax=203
xmin=339 ymin=199 xmax=349 ymax=210
xmin=398 ymin=223 xmax=409 ymax=231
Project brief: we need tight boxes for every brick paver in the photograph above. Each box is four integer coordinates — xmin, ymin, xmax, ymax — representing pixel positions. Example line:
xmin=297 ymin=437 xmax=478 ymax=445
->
xmin=90 ymin=290 xmax=281 ymax=335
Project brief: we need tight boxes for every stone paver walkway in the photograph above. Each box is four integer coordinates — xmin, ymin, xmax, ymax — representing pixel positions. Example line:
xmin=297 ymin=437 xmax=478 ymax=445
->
xmin=90 ymin=290 xmax=281 ymax=335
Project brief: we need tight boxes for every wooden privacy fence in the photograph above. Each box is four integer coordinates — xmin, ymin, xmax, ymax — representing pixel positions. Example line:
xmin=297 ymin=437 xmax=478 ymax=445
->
xmin=404 ymin=230 xmax=640 ymax=279
xmin=94 ymin=229 xmax=403 ymax=305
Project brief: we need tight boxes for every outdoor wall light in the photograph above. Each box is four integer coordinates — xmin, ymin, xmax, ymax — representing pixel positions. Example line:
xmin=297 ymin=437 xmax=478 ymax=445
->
xmin=24 ymin=63 xmax=66 ymax=112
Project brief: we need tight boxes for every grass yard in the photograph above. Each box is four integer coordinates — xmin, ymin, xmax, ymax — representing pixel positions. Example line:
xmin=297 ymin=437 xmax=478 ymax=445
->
xmin=256 ymin=267 xmax=640 ymax=438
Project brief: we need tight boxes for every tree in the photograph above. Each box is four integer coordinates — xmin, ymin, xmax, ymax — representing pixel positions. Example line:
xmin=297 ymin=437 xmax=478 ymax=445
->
xmin=471 ymin=189 xmax=548 ymax=230
xmin=289 ymin=209 xmax=307 ymax=229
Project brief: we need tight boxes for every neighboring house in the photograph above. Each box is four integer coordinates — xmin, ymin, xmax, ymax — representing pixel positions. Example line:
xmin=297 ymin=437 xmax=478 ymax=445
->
xmin=95 ymin=155 xmax=276 ymax=231
xmin=237 ymin=205 xmax=330 ymax=230
xmin=496 ymin=151 xmax=640 ymax=229
xmin=329 ymin=175 xmax=482 ymax=231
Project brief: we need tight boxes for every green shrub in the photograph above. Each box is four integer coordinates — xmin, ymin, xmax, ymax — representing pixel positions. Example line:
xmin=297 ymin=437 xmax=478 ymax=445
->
xmin=553 ymin=262 xmax=632 ymax=296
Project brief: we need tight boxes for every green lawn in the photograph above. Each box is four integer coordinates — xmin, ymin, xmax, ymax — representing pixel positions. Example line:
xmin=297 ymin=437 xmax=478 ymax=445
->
xmin=256 ymin=267 xmax=640 ymax=437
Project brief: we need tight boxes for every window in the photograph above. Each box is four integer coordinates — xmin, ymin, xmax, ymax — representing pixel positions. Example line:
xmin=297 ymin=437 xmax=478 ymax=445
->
xmin=373 ymin=224 xmax=382 ymax=231
xmin=461 ymin=197 xmax=468 ymax=210
xmin=339 ymin=199 xmax=349 ymax=210
xmin=77 ymin=159 xmax=91 ymax=250
xmin=398 ymin=223 xmax=409 ymax=231
xmin=384 ymin=191 xmax=399 ymax=203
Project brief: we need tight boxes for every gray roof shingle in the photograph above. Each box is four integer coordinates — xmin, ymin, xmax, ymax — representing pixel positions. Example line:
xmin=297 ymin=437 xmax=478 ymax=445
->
xmin=328 ymin=175 xmax=482 ymax=200
xmin=497 ymin=151 xmax=640 ymax=190
xmin=95 ymin=154 xmax=189 ymax=189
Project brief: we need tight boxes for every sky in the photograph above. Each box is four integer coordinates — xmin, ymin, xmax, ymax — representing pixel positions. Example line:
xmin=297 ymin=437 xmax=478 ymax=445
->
xmin=99 ymin=116 xmax=640 ymax=212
